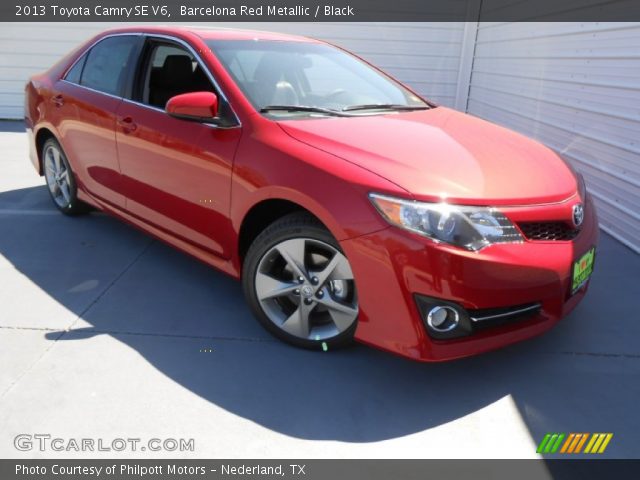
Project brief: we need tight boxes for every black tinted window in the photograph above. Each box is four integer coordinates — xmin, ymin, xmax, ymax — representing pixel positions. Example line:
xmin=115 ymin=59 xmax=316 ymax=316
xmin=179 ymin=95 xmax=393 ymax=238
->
xmin=140 ymin=42 xmax=215 ymax=109
xmin=81 ymin=36 xmax=138 ymax=96
xmin=64 ymin=54 xmax=86 ymax=84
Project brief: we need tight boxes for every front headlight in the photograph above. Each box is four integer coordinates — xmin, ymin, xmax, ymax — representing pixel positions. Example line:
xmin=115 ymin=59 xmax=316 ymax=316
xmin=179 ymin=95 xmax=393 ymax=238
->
xmin=369 ymin=193 xmax=523 ymax=251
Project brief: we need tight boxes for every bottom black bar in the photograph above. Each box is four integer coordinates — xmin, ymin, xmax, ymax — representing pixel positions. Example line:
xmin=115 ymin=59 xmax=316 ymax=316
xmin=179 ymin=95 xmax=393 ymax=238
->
xmin=2 ymin=459 xmax=640 ymax=480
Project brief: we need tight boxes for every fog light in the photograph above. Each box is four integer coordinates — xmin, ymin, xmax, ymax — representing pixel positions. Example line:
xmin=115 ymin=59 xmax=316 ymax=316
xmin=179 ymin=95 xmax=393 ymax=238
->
xmin=414 ymin=295 xmax=472 ymax=339
xmin=427 ymin=306 xmax=460 ymax=332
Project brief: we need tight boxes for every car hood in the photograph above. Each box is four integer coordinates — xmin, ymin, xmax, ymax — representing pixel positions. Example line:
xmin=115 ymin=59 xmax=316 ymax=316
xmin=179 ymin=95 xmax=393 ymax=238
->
xmin=278 ymin=107 xmax=577 ymax=206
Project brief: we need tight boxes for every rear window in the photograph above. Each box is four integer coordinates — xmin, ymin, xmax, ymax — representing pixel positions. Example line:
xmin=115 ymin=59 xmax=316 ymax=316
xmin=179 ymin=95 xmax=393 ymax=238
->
xmin=80 ymin=35 xmax=139 ymax=96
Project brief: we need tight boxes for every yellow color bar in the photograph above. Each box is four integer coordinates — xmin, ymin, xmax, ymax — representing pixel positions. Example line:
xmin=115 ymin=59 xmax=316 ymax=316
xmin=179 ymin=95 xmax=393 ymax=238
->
xmin=597 ymin=434 xmax=613 ymax=454
xmin=584 ymin=434 xmax=598 ymax=453
xmin=591 ymin=434 xmax=607 ymax=453
xmin=584 ymin=433 xmax=609 ymax=454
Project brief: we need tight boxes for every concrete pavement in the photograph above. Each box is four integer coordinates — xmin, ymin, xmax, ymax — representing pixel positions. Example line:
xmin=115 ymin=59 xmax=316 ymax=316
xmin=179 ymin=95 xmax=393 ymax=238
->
xmin=0 ymin=122 xmax=639 ymax=459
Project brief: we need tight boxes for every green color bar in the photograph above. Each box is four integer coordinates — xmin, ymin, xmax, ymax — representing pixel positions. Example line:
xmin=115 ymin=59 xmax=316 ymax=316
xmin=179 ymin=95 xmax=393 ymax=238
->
xmin=537 ymin=434 xmax=552 ymax=453
xmin=550 ymin=433 xmax=566 ymax=453
xmin=545 ymin=434 xmax=558 ymax=453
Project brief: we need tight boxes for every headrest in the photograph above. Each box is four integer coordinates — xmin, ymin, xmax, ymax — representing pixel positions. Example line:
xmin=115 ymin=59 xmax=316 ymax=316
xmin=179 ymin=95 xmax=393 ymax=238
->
xmin=155 ymin=55 xmax=193 ymax=87
xmin=254 ymin=53 xmax=289 ymax=84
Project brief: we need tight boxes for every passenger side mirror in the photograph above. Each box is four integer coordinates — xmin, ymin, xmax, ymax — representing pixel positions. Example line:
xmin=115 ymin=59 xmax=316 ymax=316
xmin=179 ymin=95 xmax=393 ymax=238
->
xmin=166 ymin=91 xmax=219 ymax=123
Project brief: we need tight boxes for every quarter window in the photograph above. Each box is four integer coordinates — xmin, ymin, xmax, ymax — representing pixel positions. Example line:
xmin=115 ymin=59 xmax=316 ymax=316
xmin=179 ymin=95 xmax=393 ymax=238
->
xmin=80 ymin=35 xmax=139 ymax=96
xmin=64 ymin=53 xmax=86 ymax=84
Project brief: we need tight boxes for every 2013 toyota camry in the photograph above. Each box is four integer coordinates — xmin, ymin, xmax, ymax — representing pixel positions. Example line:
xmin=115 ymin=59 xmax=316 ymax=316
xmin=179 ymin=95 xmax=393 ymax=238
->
xmin=24 ymin=26 xmax=598 ymax=361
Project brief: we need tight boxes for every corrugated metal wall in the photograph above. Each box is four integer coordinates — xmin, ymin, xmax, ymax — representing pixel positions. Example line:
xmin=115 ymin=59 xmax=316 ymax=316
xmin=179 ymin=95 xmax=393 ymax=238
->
xmin=0 ymin=22 xmax=467 ymax=119
xmin=467 ymin=22 xmax=640 ymax=253
xmin=1 ymin=20 xmax=638 ymax=252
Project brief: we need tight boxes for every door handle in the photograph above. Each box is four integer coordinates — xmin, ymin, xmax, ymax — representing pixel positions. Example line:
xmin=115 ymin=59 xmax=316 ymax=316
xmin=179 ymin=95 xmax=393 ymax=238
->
xmin=51 ymin=94 xmax=64 ymax=107
xmin=117 ymin=116 xmax=137 ymax=133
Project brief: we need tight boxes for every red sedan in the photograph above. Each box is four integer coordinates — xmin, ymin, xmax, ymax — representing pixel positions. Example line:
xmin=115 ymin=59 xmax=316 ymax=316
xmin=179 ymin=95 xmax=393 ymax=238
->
xmin=24 ymin=26 xmax=598 ymax=361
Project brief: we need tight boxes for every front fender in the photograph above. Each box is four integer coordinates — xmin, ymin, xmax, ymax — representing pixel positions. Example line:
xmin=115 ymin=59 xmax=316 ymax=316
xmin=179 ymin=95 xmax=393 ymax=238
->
xmin=229 ymin=119 xmax=407 ymax=244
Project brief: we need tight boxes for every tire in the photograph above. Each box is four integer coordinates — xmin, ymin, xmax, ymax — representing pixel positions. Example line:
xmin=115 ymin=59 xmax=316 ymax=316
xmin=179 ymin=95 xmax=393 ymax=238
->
xmin=242 ymin=212 xmax=359 ymax=350
xmin=42 ymin=138 xmax=90 ymax=215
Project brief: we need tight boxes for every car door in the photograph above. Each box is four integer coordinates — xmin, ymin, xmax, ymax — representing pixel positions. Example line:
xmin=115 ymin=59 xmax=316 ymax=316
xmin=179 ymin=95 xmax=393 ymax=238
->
xmin=53 ymin=34 xmax=142 ymax=209
xmin=114 ymin=38 xmax=241 ymax=258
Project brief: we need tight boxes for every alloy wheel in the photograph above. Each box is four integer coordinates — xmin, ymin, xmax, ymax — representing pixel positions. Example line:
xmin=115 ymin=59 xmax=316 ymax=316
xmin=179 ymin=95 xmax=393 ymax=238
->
xmin=255 ymin=238 xmax=358 ymax=341
xmin=43 ymin=144 xmax=72 ymax=209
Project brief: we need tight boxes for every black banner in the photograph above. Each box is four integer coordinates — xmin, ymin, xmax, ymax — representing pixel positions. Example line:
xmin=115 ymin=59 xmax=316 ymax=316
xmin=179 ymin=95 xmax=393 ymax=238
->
xmin=3 ymin=460 xmax=640 ymax=480
xmin=4 ymin=0 xmax=640 ymax=22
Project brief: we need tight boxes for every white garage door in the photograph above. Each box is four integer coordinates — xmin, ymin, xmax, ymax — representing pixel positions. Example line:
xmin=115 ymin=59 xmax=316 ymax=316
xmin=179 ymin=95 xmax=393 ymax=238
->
xmin=467 ymin=22 xmax=640 ymax=253
xmin=0 ymin=22 xmax=468 ymax=119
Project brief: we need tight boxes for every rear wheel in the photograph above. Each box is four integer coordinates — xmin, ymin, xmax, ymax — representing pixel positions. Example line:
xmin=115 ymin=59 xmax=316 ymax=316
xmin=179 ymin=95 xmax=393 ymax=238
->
xmin=42 ymin=138 xmax=89 ymax=215
xmin=243 ymin=213 xmax=359 ymax=350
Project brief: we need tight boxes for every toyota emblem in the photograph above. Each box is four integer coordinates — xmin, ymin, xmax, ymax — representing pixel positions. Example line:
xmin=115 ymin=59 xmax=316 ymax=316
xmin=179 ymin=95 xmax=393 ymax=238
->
xmin=572 ymin=203 xmax=584 ymax=228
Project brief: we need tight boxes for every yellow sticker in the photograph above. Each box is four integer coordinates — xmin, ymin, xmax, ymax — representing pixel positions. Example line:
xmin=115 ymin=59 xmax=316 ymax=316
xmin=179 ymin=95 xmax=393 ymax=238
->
xmin=572 ymin=248 xmax=595 ymax=293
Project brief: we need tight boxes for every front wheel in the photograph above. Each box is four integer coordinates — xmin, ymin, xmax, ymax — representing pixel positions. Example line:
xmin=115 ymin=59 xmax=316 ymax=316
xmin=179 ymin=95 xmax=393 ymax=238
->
xmin=242 ymin=213 xmax=359 ymax=350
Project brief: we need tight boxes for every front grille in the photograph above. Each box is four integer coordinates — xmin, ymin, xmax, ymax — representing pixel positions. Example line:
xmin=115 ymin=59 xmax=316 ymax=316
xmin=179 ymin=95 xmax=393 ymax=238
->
xmin=518 ymin=222 xmax=579 ymax=241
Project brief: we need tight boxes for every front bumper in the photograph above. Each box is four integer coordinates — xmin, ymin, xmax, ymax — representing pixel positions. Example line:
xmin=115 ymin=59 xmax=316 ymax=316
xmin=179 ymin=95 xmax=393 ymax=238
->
xmin=341 ymin=194 xmax=599 ymax=361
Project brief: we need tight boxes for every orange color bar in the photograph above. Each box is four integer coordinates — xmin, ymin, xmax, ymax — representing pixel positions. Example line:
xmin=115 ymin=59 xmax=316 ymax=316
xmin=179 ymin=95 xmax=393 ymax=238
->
xmin=567 ymin=434 xmax=582 ymax=453
xmin=560 ymin=434 xmax=575 ymax=453
xmin=574 ymin=433 xmax=589 ymax=453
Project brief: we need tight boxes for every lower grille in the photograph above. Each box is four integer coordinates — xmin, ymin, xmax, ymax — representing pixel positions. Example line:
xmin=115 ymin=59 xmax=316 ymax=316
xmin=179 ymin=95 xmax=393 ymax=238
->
xmin=469 ymin=302 xmax=541 ymax=330
xmin=518 ymin=222 xmax=579 ymax=241
xmin=415 ymin=294 xmax=543 ymax=339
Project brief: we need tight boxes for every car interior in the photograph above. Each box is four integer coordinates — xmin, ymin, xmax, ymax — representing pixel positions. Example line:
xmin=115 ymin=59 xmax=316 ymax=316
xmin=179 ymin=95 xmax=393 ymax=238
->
xmin=249 ymin=52 xmax=301 ymax=106
xmin=143 ymin=47 xmax=215 ymax=109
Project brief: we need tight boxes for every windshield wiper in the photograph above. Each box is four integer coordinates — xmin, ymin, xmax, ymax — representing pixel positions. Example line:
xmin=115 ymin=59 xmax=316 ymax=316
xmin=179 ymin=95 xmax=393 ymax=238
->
xmin=260 ymin=105 xmax=349 ymax=117
xmin=342 ymin=104 xmax=430 ymax=112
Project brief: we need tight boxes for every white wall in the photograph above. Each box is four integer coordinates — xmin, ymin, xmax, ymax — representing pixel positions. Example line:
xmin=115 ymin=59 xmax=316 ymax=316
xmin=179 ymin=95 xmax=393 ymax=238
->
xmin=0 ymin=22 xmax=467 ymax=119
xmin=467 ymin=22 xmax=640 ymax=253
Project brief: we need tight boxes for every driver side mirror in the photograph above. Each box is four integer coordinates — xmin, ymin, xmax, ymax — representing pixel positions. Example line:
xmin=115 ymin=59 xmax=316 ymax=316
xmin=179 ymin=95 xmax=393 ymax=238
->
xmin=166 ymin=91 xmax=219 ymax=123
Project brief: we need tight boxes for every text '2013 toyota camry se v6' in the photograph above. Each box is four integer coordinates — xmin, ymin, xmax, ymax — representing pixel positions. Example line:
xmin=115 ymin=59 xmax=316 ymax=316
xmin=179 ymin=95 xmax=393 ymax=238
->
xmin=24 ymin=26 xmax=598 ymax=361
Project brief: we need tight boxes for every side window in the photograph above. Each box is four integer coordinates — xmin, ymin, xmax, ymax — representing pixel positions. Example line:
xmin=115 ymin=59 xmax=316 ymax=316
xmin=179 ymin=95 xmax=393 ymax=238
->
xmin=81 ymin=35 xmax=139 ymax=96
xmin=139 ymin=42 xmax=216 ymax=109
xmin=64 ymin=53 xmax=86 ymax=84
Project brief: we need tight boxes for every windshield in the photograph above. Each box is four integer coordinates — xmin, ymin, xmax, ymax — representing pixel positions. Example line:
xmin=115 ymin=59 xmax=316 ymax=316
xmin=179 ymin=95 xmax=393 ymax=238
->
xmin=207 ymin=39 xmax=429 ymax=117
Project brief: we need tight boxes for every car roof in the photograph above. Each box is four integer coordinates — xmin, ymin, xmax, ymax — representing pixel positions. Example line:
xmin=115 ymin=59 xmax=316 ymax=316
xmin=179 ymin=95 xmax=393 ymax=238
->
xmin=101 ymin=25 xmax=319 ymax=43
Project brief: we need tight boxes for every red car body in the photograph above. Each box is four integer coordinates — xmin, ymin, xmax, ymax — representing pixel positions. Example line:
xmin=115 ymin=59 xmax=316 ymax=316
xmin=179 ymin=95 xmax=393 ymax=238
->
xmin=24 ymin=26 xmax=598 ymax=361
